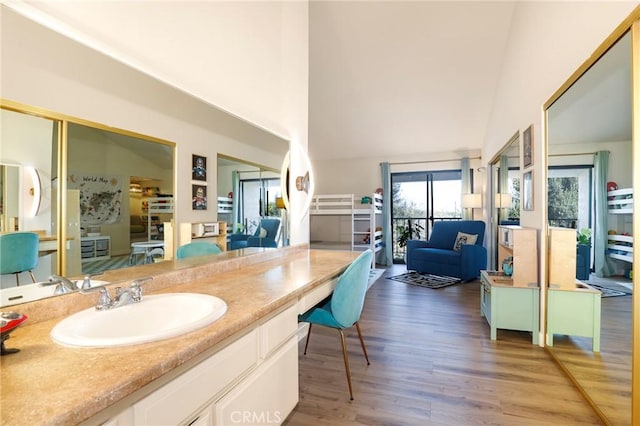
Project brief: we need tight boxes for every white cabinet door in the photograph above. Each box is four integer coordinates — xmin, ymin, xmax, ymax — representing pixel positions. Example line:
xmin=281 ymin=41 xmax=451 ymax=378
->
xmin=215 ymin=337 xmax=298 ymax=426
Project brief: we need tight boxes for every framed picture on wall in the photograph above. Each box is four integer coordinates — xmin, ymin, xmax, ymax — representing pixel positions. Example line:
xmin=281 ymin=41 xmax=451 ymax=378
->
xmin=523 ymin=170 xmax=534 ymax=211
xmin=192 ymin=184 xmax=207 ymax=210
xmin=523 ymin=124 xmax=533 ymax=168
xmin=192 ymin=154 xmax=207 ymax=181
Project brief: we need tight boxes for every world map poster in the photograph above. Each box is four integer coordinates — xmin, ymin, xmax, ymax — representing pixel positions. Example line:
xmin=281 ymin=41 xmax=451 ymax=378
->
xmin=68 ymin=173 xmax=123 ymax=225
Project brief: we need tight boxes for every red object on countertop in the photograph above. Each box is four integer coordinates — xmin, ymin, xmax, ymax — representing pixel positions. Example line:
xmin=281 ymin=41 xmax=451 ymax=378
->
xmin=0 ymin=312 xmax=27 ymax=335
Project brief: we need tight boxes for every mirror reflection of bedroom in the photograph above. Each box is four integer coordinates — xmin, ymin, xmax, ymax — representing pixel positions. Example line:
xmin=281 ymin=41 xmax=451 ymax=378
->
xmin=67 ymin=123 xmax=174 ymax=276
xmin=545 ymin=30 xmax=632 ymax=425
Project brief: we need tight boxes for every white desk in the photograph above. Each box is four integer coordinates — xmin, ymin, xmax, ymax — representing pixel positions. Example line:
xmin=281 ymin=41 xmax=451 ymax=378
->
xmin=130 ymin=241 xmax=165 ymax=265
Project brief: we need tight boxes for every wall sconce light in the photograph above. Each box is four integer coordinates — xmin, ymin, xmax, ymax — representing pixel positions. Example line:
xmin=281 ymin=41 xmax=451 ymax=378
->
xmin=25 ymin=166 xmax=41 ymax=217
xmin=295 ymin=171 xmax=310 ymax=193
xmin=461 ymin=193 xmax=482 ymax=209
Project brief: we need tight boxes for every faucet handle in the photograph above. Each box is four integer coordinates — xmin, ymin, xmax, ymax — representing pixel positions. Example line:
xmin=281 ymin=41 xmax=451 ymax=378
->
xmin=79 ymin=284 xmax=112 ymax=310
xmin=130 ymin=277 xmax=152 ymax=302
xmin=96 ymin=287 xmax=112 ymax=310
xmin=81 ymin=272 xmax=104 ymax=290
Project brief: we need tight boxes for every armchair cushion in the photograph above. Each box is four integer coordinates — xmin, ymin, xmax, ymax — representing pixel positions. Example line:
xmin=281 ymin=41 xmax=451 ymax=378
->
xmin=453 ymin=232 xmax=478 ymax=251
xmin=406 ymin=220 xmax=487 ymax=281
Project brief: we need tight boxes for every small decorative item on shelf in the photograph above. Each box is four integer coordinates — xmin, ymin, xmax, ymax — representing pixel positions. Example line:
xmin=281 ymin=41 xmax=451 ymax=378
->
xmin=502 ymin=256 xmax=514 ymax=277
xmin=360 ymin=195 xmax=371 ymax=204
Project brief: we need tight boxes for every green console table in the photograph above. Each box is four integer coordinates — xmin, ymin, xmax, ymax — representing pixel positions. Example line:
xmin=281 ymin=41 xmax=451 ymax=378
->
xmin=480 ymin=270 xmax=540 ymax=344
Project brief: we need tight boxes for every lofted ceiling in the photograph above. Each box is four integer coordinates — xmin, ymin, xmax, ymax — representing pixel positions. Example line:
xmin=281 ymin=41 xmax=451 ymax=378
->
xmin=308 ymin=1 xmax=516 ymax=161
xmin=3 ymin=2 xmax=630 ymax=163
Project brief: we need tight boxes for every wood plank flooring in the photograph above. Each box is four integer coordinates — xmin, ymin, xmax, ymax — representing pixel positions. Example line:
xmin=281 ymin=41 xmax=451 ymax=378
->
xmin=284 ymin=265 xmax=602 ymax=426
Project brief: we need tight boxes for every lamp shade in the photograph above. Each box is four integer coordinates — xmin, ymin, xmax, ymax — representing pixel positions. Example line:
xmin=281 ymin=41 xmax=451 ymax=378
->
xmin=461 ymin=193 xmax=482 ymax=209
xmin=495 ymin=193 xmax=512 ymax=208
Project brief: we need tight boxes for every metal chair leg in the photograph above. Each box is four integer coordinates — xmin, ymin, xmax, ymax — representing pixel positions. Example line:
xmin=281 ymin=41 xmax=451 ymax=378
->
xmin=338 ymin=329 xmax=354 ymax=400
xmin=303 ymin=323 xmax=313 ymax=355
xmin=355 ymin=322 xmax=370 ymax=365
xmin=28 ymin=270 xmax=37 ymax=284
xmin=14 ymin=273 xmax=20 ymax=286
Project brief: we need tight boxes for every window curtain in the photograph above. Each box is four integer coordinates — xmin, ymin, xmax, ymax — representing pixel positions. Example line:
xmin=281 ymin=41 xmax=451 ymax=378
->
xmin=499 ymin=155 xmax=509 ymax=222
xmin=380 ymin=162 xmax=392 ymax=266
xmin=461 ymin=157 xmax=471 ymax=219
xmin=594 ymin=151 xmax=613 ymax=277
xmin=232 ymin=170 xmax=241 ymax=234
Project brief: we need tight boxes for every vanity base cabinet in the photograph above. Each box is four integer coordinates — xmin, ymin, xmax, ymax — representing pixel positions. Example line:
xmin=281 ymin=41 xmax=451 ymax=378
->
xmin=101 ymin=302 xmax=299 ymax=426
xmin=547 ymin=285 xmax=601 ymax=352
xmin=480 ymin=270 xmax=540 ymax=344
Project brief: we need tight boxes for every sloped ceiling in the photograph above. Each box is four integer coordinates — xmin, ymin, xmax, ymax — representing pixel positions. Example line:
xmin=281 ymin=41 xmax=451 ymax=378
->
xmin=308 ymin=1 xmax=515 ymax=160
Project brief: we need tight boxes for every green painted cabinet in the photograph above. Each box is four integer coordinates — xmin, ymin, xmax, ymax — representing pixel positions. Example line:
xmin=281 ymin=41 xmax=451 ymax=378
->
xmin=546 ymin=284 xmax=601 ymax=352
xmin=480 ymin=270 xmax=540 ymax=344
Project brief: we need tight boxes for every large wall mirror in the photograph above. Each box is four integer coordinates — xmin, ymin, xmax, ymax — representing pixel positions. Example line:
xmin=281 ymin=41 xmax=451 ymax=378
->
xmin=217 ymin=154 xmax=288 ymax=248
xmin=488 ymin=132 xmax=521 ymax=270
xmin=1 ymin=104 xmax=176 ymax=307
xmin=544 ymin=24 xmax=636 ymax=424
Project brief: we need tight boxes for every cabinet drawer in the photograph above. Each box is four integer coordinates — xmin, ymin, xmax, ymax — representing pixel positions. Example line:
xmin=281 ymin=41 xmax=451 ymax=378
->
xmin=261 ymin=304 xmax=298 ymax=358
xmin=133 ymin=330 xmax=258 ymax=425
xmin=299 ymin=277 xmax=338 ymax=313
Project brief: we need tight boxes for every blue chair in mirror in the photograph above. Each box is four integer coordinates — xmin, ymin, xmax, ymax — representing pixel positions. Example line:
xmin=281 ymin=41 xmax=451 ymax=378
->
xmin=298 ymin=249 xmax=373 ymax=400
xmin=0 ymin=232 xmax=39 ymax=285
xmin=176 ymin=241 xmax=222 ymax=259
xmin=227 ymin=218 xmax=280 ymax=250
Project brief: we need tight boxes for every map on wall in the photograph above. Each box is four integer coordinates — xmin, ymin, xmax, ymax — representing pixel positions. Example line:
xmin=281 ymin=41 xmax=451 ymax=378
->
xmin=68 ymin=173 xmax=123 ymax=225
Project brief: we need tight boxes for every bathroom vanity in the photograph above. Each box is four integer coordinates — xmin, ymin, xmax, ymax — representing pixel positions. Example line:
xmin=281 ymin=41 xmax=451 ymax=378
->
xmin=0 ymin=246 xmax=357 ymax=425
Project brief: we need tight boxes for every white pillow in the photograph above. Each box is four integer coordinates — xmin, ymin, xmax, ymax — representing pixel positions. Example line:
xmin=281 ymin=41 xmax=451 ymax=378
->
xmin=453 ymin=232 xmax=478 ymax=251
xmin=258 ymin=227 xmax=268 ymax=238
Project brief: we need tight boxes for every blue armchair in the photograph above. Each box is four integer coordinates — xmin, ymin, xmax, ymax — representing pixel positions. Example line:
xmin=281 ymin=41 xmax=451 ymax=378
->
xmin=406 ymin=220 xmax=487 ymax=281
xmin=227 ymin=218 xmax=281 ymax=250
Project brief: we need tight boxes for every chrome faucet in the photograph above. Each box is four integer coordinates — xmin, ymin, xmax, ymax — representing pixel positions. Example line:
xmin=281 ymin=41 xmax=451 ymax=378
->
xmin=40 ymin=275 xmax=79 ymax=295
xmin=81 ymin=277 xmax=152 ymax=310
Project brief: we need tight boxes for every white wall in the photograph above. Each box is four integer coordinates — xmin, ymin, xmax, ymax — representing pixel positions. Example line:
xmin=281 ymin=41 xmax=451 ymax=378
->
xmin=1 ymin=4 xmax=309 ymax=244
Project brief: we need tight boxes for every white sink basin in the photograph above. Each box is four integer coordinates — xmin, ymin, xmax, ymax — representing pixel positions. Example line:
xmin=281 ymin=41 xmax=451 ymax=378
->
xmin=51 ymin=293 xmax=227 ymax=348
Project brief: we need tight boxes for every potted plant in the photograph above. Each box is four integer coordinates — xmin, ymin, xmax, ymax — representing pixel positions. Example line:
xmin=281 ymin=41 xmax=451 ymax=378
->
xmin=396 ymin=220 xmax=424 ymax=248
xmin=576 ymin=228 xmax=592 ymax=280
xmin=577 ymin=228 xmax=592 ymax=245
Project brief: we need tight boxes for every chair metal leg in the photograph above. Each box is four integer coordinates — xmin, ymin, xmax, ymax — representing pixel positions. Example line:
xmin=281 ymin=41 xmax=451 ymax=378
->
xmin=303 ymin=323 xmax=313 ymax=355
xmin=338 ymin=329 xmax=354 ymax=400
xmin=28 ymin=270 xmax=37 ymax=284
xmin=355 ymin=322 xmax=370 ymax=365
xmin=14 ymin=273 xmax=20 ymax=286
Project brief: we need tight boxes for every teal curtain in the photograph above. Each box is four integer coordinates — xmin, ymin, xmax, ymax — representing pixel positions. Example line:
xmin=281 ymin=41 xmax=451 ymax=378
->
xmin=380 ymin=162 xmax=392 ymax=266
xmin=461 ymin=157 xmax=471 ymax=219
xmin=594 ymin=151 xmax=613 ymax=277
xmin=232 ymin=171 xmax=241 ymax=234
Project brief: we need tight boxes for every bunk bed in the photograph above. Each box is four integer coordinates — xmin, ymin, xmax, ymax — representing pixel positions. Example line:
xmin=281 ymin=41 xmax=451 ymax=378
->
xmin=309 ymin=193 xmax=383 ymax=267
xmin=145 ymin=197 xmax=174 ymax=241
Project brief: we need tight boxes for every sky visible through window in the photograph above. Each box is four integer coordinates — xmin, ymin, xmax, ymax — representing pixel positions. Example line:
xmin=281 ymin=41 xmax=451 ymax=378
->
xmin=397 ymin=180 xmax=462 ymax=217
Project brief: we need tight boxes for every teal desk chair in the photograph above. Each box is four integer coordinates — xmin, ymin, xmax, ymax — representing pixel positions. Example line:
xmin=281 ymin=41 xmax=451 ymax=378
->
xmin=0 ymin=232 xmax=39 ymax=285
xmin=176 ymin=241 xmax=222 ymax=259
xmin=298 ymin=249 xmax=373 ymax=400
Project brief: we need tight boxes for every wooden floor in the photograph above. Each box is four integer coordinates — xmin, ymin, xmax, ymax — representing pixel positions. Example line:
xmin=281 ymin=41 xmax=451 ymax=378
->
xmin=284 ymin=265 xmax=602 ymax=426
